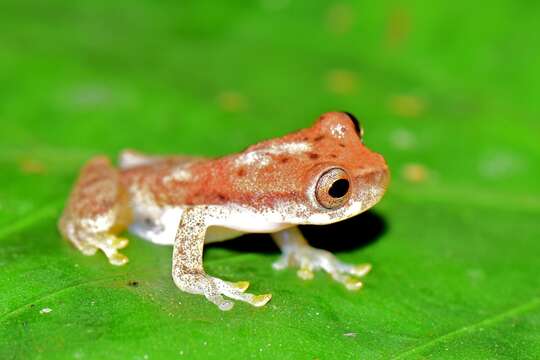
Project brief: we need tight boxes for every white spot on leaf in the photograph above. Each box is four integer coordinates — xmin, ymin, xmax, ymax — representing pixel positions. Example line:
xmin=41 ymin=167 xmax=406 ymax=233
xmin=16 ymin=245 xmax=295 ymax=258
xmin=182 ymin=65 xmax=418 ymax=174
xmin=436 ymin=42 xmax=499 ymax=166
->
xmin=389 ymin=128 xmax=416 ymax=150
xmin=479 ymin=151 xmax=525 ymax=178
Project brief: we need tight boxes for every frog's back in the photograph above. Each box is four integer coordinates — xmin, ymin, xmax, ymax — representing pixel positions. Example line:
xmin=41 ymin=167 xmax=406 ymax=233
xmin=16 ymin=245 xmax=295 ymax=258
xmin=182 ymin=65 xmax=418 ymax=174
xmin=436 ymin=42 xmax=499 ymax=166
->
xmin=118 ymin=149 xmax=206 ymax=170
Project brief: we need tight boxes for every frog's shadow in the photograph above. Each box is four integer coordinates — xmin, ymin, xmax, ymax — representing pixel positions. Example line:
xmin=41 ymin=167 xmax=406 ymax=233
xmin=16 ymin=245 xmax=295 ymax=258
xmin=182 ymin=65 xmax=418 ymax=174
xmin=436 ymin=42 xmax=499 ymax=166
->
xmin=209 ymin=210 xmax=387 ymax=255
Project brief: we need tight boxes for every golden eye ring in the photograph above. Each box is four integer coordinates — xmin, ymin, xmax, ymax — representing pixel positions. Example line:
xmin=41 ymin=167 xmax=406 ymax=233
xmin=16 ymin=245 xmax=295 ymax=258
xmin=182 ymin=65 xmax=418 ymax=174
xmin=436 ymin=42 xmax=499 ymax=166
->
xmin=315 ymin=168 xmax=351 ymax=209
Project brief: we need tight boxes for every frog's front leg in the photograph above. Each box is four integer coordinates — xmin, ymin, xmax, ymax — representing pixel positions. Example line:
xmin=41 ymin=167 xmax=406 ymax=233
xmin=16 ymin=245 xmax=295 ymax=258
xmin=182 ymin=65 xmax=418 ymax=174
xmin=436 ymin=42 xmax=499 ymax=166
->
xmin=172 ymin=206 xmax=272 ymax=311
xmin=271 ymin=227 xmax=371 ymax=290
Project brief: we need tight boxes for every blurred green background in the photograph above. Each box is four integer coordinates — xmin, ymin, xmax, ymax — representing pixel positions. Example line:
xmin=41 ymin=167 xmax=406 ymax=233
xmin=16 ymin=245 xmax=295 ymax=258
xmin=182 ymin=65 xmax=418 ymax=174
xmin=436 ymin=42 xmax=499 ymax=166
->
xmin=1 ymin=0 xmax=539 ymax=359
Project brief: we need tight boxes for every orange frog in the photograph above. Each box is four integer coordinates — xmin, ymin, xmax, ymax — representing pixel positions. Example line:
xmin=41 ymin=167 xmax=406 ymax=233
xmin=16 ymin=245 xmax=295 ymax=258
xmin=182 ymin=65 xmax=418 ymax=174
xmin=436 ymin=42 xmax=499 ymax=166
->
xmin=59 ymin=112 xmax=389 ymax=310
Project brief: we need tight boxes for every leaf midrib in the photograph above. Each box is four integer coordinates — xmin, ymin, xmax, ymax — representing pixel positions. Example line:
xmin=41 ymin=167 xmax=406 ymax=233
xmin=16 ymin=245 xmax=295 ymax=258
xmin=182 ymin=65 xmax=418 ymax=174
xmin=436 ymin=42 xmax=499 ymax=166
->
xmin=389 ymin=297 xmax=540 ymax=360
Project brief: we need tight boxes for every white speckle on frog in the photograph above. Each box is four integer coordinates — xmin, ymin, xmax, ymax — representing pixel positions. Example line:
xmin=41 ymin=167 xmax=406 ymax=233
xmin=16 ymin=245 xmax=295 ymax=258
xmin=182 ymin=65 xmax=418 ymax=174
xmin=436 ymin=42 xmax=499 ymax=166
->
xmin=330 ymin=124 xmax=346 ymax=138
xmin=389 ymin=128 xmax=416 ymax=150
xmin=164 ymin=167 xmax=193 ymax=183
xmin=343 ymin=332 xmax=357 ymax=337
xmin=80 ymin=210 xmax=115 ymax=233
xmin=479 ymin=151 xmax=525 ymax=178
xmin=235 ymin=142 xmax=311 ymax=168
xmin=40 ymin=307 xmax=52 ymax=314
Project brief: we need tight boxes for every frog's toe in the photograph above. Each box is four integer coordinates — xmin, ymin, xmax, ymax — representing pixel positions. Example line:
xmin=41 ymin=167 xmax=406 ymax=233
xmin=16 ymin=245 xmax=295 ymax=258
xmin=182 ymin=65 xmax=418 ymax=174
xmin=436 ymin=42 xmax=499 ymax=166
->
xmin=79 ymin=244 xmax=98 ymax=256
xmin=296 ymin=263 xmax=315 ymax=280
xmin=107 ymin=236 xmax=129 ymax=250
xmin=214 ymin=278 xmax=272 ymax=308
xmin=251 ymin=294 xmax=273 ymax=307
xmin=272 ymin=255 xmax=290 ymax=270
xmin=223 ymin=289 xmax=272 ymax=307
xmin=337 ymin=262 xmax=372 ymax=277
xmin=330 ymin=272 xmax=364 ymax=291
xmin=206 ymin=293 xmax=235 ymax=311
xmin=98 ymin=245 xmax=129 ymax=265
xmin=321 ymin=259 xmax=369 ymax=289
xmin=86 ymin=234 xmax=130 ymax=266
xmin=106 ymin=251 xmax=129 ymax=266
xmin=227 ymin=280 xmax=250 ymax=292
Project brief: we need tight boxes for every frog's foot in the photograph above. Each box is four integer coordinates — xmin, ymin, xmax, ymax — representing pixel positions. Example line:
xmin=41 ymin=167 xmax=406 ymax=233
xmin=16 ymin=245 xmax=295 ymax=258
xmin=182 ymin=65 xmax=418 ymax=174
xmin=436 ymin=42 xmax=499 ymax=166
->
xmin=273 ymin=246 xmax=371 ymax=290
xmin=174 ymin=273 xmax=272 ymax=311
xmin=85 ymin=233 xmax=129 ymax=266
xmin=64 ymin=229 xmax=129 ymax=266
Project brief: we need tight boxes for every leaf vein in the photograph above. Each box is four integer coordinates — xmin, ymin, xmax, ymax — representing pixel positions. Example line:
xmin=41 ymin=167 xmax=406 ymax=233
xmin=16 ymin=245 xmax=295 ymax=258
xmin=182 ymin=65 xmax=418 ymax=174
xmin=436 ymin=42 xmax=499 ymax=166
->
xmin=389 ymin=297 xmax=540 ymax=359
xmin=0 ymin=274 xmax=131 ymax=323
xmin=0 ymin=201 xmax=62 ymax=240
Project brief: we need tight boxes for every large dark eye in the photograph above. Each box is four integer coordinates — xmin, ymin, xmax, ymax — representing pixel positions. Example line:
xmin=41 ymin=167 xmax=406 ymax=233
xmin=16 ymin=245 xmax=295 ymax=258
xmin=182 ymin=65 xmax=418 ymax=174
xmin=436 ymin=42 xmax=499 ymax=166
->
xmin=343 ymin=112 xmax=364 ymax=141
xmin=315 ymin=168 xmax=351 ymax=209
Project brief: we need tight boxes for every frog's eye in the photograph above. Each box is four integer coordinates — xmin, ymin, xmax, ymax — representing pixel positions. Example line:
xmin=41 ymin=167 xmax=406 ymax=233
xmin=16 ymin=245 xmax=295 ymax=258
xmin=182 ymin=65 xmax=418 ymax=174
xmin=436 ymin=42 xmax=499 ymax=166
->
xmin=343 ymin=112 xmax=364 ymax=141
xmin=315 ymin=168 xmax=351 ymax=209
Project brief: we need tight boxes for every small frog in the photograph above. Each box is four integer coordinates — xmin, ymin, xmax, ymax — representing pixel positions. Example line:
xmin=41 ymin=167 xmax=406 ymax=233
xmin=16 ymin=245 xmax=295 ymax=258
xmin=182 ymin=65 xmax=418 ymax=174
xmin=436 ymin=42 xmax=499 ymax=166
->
xmin=59 ymin=112 xmax=389 ymax=310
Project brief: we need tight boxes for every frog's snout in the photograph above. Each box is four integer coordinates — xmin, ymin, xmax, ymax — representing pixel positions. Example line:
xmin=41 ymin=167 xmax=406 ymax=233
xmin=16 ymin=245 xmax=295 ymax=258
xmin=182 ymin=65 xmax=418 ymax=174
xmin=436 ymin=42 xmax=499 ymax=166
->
xmin=352 ymin=165 xmax=390 ymax=209
xmin=363 ymin=167 xmax=390 ymax=190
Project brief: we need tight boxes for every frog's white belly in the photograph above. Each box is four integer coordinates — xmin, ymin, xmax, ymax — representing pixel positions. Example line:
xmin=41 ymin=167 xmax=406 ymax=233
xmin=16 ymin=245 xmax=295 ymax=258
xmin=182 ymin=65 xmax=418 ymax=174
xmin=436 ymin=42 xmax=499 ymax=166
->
xmin=128 ymin=205 xmax=289 ymax=246
xmin=128 ymin=206 xmax=185 ymax=245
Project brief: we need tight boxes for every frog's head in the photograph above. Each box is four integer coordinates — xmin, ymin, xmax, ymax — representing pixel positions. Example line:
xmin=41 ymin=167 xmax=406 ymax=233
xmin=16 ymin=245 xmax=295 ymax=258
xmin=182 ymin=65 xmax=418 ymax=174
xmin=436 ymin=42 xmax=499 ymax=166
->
xmin=297 ymin=112 xmax=390 ymax=224
xmin=230 ymin=112 xmax=389 ymax=225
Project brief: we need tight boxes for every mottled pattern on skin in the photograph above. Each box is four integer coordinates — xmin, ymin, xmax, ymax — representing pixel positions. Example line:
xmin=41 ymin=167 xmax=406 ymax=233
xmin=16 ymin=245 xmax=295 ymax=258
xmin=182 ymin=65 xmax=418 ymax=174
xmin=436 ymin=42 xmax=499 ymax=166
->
xmin=119 ymin=112 xmax=386 ymax=211
xmin=59 ymin=157 xmax=131 ymax=265
xmin=58 ymin=112 xmax=390 ymax=310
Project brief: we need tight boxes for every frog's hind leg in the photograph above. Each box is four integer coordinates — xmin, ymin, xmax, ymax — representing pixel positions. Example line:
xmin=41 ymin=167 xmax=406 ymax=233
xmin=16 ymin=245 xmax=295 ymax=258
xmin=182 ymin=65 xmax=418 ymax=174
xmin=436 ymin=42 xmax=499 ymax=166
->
xmin=59 ymin=156 xmax=132 ymax=265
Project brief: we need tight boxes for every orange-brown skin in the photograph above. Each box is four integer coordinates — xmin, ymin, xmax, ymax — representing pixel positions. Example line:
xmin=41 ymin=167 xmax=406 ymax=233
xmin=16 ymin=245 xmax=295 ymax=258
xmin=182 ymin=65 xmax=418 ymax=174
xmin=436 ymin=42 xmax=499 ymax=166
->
xmin=120 ymin=112 xmax=388 ymax=212
xmin=59 ymin=112 xmax=389 ymax=310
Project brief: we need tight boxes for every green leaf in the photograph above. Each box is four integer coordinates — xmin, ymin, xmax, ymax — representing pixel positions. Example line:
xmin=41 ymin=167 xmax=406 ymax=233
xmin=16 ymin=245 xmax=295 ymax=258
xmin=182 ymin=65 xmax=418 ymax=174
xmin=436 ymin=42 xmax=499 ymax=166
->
xmin=1 ymin=0 xmax=539 ymax=359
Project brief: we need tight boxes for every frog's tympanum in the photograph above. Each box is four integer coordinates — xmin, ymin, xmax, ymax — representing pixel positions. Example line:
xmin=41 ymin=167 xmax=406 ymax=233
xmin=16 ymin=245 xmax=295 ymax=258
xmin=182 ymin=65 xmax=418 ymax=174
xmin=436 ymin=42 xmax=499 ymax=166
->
xmin=59 ymin=112 xmax=389 ymax=310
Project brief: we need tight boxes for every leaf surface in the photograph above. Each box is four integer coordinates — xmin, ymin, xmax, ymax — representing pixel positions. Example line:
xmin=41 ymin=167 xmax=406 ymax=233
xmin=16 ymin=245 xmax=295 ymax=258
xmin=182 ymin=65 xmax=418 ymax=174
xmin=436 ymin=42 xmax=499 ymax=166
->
xmin=1 ymin=1 xmax=539 ymax=359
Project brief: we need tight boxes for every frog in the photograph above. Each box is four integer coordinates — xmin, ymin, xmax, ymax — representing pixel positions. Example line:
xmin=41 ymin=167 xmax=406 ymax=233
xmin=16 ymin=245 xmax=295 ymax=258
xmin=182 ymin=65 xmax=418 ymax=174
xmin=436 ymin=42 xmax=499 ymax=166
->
xmin=58 ymin=112 xmax=389 ymax=311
